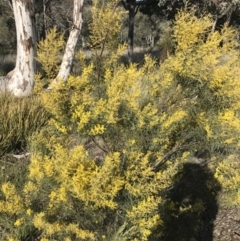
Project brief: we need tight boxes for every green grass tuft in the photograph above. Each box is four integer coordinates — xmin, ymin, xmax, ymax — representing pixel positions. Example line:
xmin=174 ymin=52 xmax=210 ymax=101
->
xmin=0 ymin=93 xmax=50 ymax=156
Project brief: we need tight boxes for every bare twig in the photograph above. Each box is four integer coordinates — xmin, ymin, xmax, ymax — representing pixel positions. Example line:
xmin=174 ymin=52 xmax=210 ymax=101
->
xmin=234 ymin=231 xmax=240 ymax=237
xmin=12 ymin=152 xmax=31 ymax=160
xmin=89 ymin=136 xmax=108 ymax=153
xmin=153 ymin=143 xmax=195 ymax=172
xmin=211 ymin=18 xmax=218 ymax=33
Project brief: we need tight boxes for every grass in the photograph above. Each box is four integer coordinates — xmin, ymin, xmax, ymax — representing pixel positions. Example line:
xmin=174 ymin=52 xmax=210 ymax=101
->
xmin=0 ymin=93 xmax=50 ymax=156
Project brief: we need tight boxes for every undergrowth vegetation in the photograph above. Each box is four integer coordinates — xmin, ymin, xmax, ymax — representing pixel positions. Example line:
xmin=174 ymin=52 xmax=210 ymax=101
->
xmin=1 ymin=3 xmax=240 ymax=241
xmin=0 ymin=94 xmax=50 ymax=156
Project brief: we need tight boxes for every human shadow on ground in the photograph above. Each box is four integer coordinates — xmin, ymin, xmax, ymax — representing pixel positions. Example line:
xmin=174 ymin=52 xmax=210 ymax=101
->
xmin=152 ymin=161 xmax=221 ymax=241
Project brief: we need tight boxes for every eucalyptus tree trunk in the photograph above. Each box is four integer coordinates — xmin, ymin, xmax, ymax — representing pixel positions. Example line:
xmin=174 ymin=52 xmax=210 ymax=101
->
xmin=54 ymin=0 xmax=84 ymax=82
xmin=0 ymin=0 xmax=36 ymax=96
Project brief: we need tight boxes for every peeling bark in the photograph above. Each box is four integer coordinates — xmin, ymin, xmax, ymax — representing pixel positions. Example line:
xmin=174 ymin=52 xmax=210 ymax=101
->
xmin=0 ymin=0 xmax=36 ymax=96
xmin=53 ymin=0 xmax=84 ymax=84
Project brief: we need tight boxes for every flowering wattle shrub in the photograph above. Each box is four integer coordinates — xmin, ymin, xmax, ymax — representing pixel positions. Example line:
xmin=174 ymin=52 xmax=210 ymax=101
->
xmin=1 ymin=6 xmax=240 ymax=241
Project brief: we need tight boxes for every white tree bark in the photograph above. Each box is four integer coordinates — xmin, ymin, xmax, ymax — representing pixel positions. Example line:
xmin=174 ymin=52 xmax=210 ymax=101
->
xmin=0 ymin=0 xmax=36 ymax=96
xmin=54 ymin=0 xmax=84 ymax=83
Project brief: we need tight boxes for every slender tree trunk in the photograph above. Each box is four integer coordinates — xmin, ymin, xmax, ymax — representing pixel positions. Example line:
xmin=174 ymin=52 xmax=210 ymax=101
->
xmin=54 ymin=0 xmax=84 ymax=82
xmin=128 ymin=4 xmax=135 ymax=63
xmin=121 ymin=1 xmax=139 ymax=64
xmin=0 ymin=0 xmax=36 ymax=96
xmin=43 ymin=0 xmax=48 ymax=39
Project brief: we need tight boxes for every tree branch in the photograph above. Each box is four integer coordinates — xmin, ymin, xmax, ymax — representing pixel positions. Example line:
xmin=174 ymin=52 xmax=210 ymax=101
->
xmin=121 ymin=0 xmax=129 ymax=10
xmin=134 ymin=5 xmax=140 ymax=16
xmin=153 ymin=143 xmax=195 ymax=172
xmin=3 ymin=0 xmax=13 ymax=11
xmin=89 ymin=136 xmax=109 ymax=154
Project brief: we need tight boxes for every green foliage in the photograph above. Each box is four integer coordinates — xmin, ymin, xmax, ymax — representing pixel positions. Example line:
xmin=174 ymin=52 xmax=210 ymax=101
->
xmin=35 ymin=27 xmax=65 ymax=92
xmin=0 ymin=2 xmax=16 ymax=54
xmin=157 ymin=0 xmax=240 ymax=17
xmin=0 ymin=17 xmax=14 ymax=54
xmin=0 ymin=94 xmax=50 ymax=156
xmin=89 ymin=0 xmax=124 ymax=50
xmin=88 ymin=0 xmax=126 ymax=75
xmin=0 ymin=155 xmax=38 ymax=241
xmin=156 ymin=20 xmax=175 ymax=62
xmin=1 ymin=7 xmax=240 ymax=241
xmin=214 ymin=154 xmax=240 ymax=207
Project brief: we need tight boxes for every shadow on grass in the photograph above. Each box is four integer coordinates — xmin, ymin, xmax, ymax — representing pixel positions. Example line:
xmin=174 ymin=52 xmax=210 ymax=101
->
xmin=152 ymin=162 xmax=221 ymax=241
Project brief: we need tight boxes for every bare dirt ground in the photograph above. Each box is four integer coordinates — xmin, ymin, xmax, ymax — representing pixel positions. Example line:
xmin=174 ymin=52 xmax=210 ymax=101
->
xmin=213 ymin=207 xmax=240 ymax=241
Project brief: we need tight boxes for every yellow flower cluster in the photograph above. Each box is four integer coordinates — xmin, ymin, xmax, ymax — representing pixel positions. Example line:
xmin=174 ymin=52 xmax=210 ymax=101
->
xmin=0 ymin=182 xmax=23 ymax=215
xmin=90 ymin=124 xmax=106 ymax=135
xmin=215 ymin=155 xmax=240 ymax=206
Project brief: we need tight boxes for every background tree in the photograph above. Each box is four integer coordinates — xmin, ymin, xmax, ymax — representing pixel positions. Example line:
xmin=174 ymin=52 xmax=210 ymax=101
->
xmin=0 ymin=0 xmax=85 ymax=95
xmin=32 ymin=0 xmax=85 ymax=88
xmin=121 ymin=0 xmax=159 ymax=63
xmin=157 ymin=0 xmax=240 ymax=29
xmin=0 ymin=1 xmax=16 ymax=55
xmin=53 ymin=0 xmax=85 ymax=83
xmin=0 ymin=0 xmax=36 ymax=96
